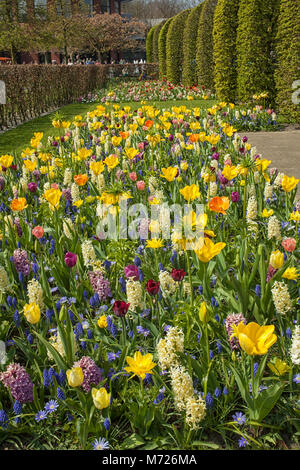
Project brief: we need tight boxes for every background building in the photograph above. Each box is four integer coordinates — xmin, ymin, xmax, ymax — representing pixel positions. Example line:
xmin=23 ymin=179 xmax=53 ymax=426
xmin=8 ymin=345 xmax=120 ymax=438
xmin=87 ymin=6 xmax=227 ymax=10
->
xmin=0 ymin=0 xmax=135 ymax=63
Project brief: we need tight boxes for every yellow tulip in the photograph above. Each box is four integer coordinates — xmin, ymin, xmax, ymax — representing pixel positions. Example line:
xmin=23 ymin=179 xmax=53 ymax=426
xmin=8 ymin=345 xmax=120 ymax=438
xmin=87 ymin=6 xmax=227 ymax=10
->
xmin=268 ymin=358 xmax=291 ymax=376
xmin=104 ymin=154 xmax=119 ymax=170
xmin=66 ymin=367 xmax=84 ymax=387
xmin=269 ymin=250 xmax=284 ymax=269
xmin=282 ymin=267 xmax=299 ymax=281
xmin=261 ymin=208 xmax=274 ymax=218
xmin=99 ymin=192 xmax=118 ymax=205
xmin=124 ymin=351 xmax=156 ymax=380
xmin=73 ymin=200 xmax=83 ymax=208
xmin=30 ymin=132 xmax=43 ymax=149
xmin=180 ymin=184 xmax=201 ymax=201
xmin=111 ymin=136 xmax=122 ymax=147
xmin=222 ymin=165 xmax=239 ymax=181
xmin=281 ymin=175 xmax=299 ymax=192
xmin=256 ymin=158 xmax=271 ymax=173
xmin=206 ymin=134 xmax=220 ymax=145
xmin=92 ymin=387 xmax=111 ymax=410
xmin=180 ymin=161 xmax=189 ymax=171
xmin=97 ymin=315 xmax=107 ymax=328
xmin=231 ymin=321 xmax=277 ymax=355
xmin=199 ymin=302 xmax=209 ymax=323
xmin=44 ymin=188 xmax=62 ymax=208
xmin=160 ymin=167 xmax=178 ymax=182
xmin=194 ymin=238 xmax=226 ymax=263
xmin=23 ymin=303 xmax=40 ymax=324
xmin=290 ymin=211 xmax=300 ymax=222
xmin=124 ymin=148 xmax=139 ymax=160
xmin=76 ymin=148 xmax=93 ymax=161
xmin=0 ymin=154 xmax=13 ymax=168
xmin=222 ymin=123 xmax=237 ymax=137
xmin=146 ymin=239 xmax=164 ymax=249
xmin=90 ymin=161 xmax=105 ymax=175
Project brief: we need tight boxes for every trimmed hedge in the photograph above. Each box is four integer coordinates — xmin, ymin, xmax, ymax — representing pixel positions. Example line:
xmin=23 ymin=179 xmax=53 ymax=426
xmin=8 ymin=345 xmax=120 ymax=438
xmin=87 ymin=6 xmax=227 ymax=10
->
xmin=182 ymin=3 xmax=203 ymax=87
xmin=236 ymin=0 xmax=280 ymax=103
xmin=146 ymin=26 xmax=156 ymax=63
xmin=166 ymin=9 xmax=190 ymax=84
xmin=275 ymin=0 xmax=300 ymax=121
xmin=158 ymin=18 xmax=173 ymax=79
xmin=0 ymin=64 xmax=159 ymax=130
xmin=213 ymin=0 xmax=239 ymax=102
xmin=196 ymin=0 xmax=218 ymax=91
xmin=152 ymin=21 xmax=166 ymax=63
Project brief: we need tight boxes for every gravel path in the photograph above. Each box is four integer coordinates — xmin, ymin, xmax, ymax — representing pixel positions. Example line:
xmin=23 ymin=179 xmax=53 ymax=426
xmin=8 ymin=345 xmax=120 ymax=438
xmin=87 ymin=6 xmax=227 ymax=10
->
xmin=243 ymin=129 xmax=300 ymax=197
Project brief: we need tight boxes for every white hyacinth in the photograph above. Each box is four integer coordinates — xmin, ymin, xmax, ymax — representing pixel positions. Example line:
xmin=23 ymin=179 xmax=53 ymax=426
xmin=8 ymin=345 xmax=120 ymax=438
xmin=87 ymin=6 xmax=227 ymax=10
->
xmin=63 ymin=168 xmax=73 ymax=186
xmin=126 ymin=278 xmax=144 ymax=312
xmin=27 ymin=278 xmax=44 ymax=310
xmin=271 ymin=281 xmax=292 ymax=315
xmin=246 ymin=195 xmax=257 ymax=221
xmin=267 ymin=215 xmax=281 ymax=241
xmin=159 ymin=270 xmax=177 ymax=297
xmin=0 ymin=265 xmax=10 ymax=293
xmin=290 ymin=326 xmax=300 ymax=366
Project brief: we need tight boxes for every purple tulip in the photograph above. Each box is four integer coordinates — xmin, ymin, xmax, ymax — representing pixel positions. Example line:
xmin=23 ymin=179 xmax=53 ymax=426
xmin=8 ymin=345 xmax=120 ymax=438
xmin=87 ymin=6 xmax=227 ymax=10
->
xmin=27 ymin=182 xmax=37 ymax=193
xmin=231 ymin=191 xmax=240 ymax=202
xmin=64 ymin=252 xmax=77 ymax=268
xmin=124 ymin=264 xmax=139 ymax=281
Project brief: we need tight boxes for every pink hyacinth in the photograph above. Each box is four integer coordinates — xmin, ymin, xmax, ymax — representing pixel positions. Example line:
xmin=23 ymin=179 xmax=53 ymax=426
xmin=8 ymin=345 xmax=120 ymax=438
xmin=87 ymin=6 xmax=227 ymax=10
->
xmin=0 ymin=363 xmax=33 ymax=403
xmin=225 ymin=313 xmax=247 ymax=350
xmin=13 ymin=249 xmax=31 ymax=276
xmin=73 ymin=356 xmax=103 ymax=392
xmin=89 ymin=271 xmax=112 ymax=301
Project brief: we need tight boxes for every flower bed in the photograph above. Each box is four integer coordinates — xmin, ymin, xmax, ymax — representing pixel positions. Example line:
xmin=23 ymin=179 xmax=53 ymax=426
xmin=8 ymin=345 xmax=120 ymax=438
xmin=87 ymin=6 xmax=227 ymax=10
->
xmin=0 ymin=101 xmax=299 ymax=450
xmin=97 ymin=78 xmax=215 ymax=103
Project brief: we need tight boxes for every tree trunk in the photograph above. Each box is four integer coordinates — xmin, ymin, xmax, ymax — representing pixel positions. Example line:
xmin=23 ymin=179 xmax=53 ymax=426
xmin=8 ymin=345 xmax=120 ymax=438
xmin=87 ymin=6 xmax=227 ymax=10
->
xmin=10 ymin=44 xmax=17 ymax=64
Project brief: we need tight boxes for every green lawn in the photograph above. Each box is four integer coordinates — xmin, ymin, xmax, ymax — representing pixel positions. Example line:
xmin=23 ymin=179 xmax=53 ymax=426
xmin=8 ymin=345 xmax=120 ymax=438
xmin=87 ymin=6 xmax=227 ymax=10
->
xmin=0 ymin=99 xmax=217 ymax=155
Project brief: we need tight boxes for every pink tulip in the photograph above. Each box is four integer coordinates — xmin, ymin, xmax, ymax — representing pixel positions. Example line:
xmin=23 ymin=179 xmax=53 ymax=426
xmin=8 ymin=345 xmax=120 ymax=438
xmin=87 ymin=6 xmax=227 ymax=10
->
xmin=129 ymin=172 xmax=137 ymax=182
xmin=136 ymin=181 xmax=145 ymax=191
xmin=282 ymin=238 xmax=296 ymax=253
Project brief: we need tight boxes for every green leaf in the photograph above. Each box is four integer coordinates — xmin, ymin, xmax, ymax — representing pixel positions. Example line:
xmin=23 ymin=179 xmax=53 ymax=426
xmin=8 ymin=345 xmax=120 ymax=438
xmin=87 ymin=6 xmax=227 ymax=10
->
xmin=120 ymin=433 xmax=145 ymax=449
xmin=253 ymin=382 xmax=285 ymax=422
xmin=33 ymin=331 xmax=68 ymax=370
xmin=192 ymin=441 xmax=220 ymax=449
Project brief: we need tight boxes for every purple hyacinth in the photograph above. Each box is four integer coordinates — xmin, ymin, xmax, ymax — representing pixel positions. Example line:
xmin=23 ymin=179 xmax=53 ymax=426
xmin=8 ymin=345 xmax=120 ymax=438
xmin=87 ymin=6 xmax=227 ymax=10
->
xmin=89 ymin=271 xmax=112 ymax=301
xmin=225 ymin=313 xmax=247 ymax=350
xmin=0 ymin=363 xmax=33 ymax=403
xmin=73 ymin=356 xmax=103 ymax=392
xmin=12 ymin=249 xmax=31 ymax=276
xmin=62 ymin=188 xmax=72 ymax=201
xmin=14 ymin=218 xmax=23 ymax=238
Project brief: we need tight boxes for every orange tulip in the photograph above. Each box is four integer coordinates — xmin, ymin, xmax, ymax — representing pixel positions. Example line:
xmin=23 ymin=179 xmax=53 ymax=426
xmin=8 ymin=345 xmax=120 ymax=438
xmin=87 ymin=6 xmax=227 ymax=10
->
xmin=120 ymin=131 xmax=130 ymax=140
xmin=10 ymin=198 xmax=28 ymax=212
xmin=144 ymin=120 xmax=153 ymax=129
xmin=209 ymin=196 xmax=230 ymax=215
xmin=32 ymin=226 xmax=44 ymax=239
xmin=189 ymin=134 xmax=200 ymax=143
xmin=74 ymin=174 xmax=88 ymax=186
